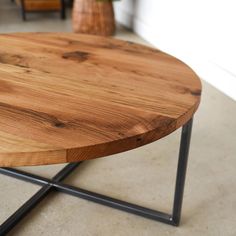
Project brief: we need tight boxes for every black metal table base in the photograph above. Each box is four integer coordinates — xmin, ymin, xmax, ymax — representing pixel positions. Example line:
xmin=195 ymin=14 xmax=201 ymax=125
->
xmin=0 ymin=118 xmax=193 ymax=235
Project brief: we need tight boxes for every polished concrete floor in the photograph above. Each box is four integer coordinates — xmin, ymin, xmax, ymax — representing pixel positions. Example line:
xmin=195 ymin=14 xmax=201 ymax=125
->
xmin=0 ymin=1 xmax=236 ymax=236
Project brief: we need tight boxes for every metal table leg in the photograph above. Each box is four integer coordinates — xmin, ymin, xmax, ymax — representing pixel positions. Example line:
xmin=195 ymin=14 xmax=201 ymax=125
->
xmin=0 ymin=118 xmax=193 ymax=235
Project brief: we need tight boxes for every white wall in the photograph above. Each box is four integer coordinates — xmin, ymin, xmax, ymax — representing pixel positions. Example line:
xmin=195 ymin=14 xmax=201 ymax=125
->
xmin=114 ymin=0 xmax=236 ymax=100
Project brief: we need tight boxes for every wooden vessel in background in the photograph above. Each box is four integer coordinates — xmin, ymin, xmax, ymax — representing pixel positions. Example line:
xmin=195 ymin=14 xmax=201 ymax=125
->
xmin=72 ymin=0 xmax=115 ymax=36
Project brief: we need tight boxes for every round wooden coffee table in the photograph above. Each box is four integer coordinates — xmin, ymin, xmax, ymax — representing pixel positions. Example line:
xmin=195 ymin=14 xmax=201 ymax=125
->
xmin=0 ymin=33 xmax=201 ymax=234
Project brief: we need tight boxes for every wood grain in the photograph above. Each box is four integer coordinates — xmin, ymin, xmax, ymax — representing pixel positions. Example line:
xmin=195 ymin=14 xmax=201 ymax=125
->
xmin=0 ymin=33 xmax=201 ymax=167
xmin=72 ymin=0 xmax=115 ymax=36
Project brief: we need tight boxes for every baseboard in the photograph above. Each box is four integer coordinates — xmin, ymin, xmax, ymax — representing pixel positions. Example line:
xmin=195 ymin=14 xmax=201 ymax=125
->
xmin=114 ymin=6 xmax=133 ymax=29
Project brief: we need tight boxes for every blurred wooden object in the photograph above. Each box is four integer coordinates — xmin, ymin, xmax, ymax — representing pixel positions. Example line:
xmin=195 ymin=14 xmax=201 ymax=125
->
xmin=15 ymin=0 xmax=66 ymax=20
xmin=72 ymin=0 xmax=115 ymax=36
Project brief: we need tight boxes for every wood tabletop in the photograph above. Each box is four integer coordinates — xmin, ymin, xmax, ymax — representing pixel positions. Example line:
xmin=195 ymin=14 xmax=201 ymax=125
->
xmin=0 ymin=33 xmax=201 ymax=167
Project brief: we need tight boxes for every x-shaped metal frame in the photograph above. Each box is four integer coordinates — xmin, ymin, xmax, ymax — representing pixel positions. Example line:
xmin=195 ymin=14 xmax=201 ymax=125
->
xmin=0 ymin=118 xmax=193 ymax=235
